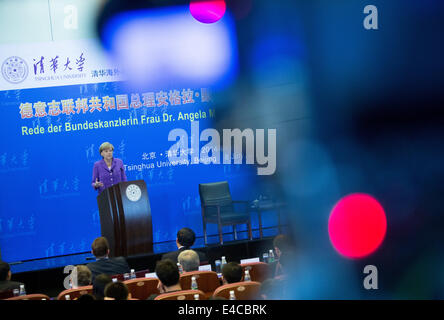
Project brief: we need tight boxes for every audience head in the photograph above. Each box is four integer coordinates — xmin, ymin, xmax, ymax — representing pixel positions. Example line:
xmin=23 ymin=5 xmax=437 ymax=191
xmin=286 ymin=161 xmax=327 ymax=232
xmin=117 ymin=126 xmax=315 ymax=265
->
xmin=273 ymin=234 xmax=293 ymax=259
xmin=176 ymin=228 xmax=196 ymax=248
xmin=92 ymin=274 xmax=112 ymax=300
xmin=91 ymin=237 xmax=110 ymax=258
xmin=155 ymin=259 xmax=181 ymax=292
xmin=75 ymin=265 xmax=92 ymax=286
xmin=0 ymin=261 xmax=11 ymax=281
xmin=104 ymin=281 xmax=129 ymax=300
xmin=178 ymin=250 xmax=200 ymax=272
xmin=77 ymin=293 xmax=96 ymax=301
xmin=222 ymin=262 xmax=243 ymax=284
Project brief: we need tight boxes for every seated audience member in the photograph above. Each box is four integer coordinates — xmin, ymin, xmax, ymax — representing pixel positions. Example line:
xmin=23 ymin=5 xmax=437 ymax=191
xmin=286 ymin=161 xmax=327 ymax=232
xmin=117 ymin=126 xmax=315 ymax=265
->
xmin=87 ymin=237 xmax=130 ymax=281
xmin=147 ymin=260 xmax=182 ymax=300
xmin=92 ymin=274 xmax=113 ymax=300
xmin=178 ymin=250 xmax=200 ymax=272
xmin=75 ymin=265 xmax=92 ymax=287
xmin=273 ymin=251 xmax=296 ymax=299
xmin=271 ymin=234 xmax=294 ymax=277
xmin=273 ymin=234 xmax=293 ymax=257
xmin=221 ymin=262 xmax=243 ymax=284
xmin=104 ymin=281 xmax=129 ymax=300
xmin=162 ymin=228 xmax=207 ymax=263
xmin=274 ymin=251 xmax=295 ymax=282
xmin=0 ymin=261 xmax=25 ymax=292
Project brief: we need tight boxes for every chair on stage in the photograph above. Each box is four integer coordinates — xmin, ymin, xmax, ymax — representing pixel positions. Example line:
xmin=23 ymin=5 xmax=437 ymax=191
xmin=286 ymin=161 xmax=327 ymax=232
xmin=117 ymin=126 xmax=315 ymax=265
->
xmin=123 ymin=278 xmax=160 ymax=300
xmin=57 ymin=286 xmax=93 ymax=300
xmin=6 ymin=293 xmax=51 ymax=300
xmin=154 ymin=289 xmax=206 ymax=300
xmin=250 ymin=199 xmax=287 ymax=238
xmin=240 ymin=262 xmax=271 ymax=283
xmin=212 ymin=281 xmax=261 ymax=300
xmin=199 ymin=181 xmax=252 ymax=245
xmin=179 ymin=271 xmax=221 ymax=299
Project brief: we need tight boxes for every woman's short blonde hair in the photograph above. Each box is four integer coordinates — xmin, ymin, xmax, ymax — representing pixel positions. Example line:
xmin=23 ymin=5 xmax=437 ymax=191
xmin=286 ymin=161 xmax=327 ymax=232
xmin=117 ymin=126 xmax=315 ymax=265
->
xmin=99 ymin=142 xmax=114 ymax=154
xmin=76 ymin=265 xmax=92 ymax=286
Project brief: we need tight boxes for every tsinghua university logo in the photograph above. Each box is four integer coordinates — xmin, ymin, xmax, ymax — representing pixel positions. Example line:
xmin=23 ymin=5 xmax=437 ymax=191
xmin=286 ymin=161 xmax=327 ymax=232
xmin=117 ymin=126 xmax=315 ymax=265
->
xmin=2 ymin=56 xmax=29 ymax=84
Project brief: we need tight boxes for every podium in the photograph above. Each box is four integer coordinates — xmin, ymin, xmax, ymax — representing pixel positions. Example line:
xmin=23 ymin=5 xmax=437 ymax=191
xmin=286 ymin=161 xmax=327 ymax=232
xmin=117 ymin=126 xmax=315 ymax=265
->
xmin=97 ymin=180 xmax=153 ymax=257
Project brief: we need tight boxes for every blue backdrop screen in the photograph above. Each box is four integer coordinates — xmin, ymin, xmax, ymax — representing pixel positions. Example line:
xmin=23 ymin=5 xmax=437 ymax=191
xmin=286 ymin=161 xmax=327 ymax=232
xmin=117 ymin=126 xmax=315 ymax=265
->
xmin=0 ymin=81 xmax=262 ymax=262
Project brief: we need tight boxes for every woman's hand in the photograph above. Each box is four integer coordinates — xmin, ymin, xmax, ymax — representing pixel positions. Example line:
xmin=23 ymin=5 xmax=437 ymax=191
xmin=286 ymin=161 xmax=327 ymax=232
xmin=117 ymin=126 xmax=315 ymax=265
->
xmin=94 ymin=178 xmax=104 ymax=188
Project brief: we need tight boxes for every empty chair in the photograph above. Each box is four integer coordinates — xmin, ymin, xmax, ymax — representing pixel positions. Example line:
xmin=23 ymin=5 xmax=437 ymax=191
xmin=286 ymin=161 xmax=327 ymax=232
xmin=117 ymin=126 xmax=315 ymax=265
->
xmin=179 ymin=271 xmax=221 ymax=299
xmin=199 ymin=181 xmax=252 ymax=245
xmin=6 ymin=293 xmax=51 ymax=300
xmin=240 ymin=262 xmax=271 ymax=283
xmin=154 ymin=289 xmax=206 ymax=300
xmin=212 ymin=281 xmax=261 ymax=300
xmin=57 ymin=286 xmax=93 ymax=300
xmin=123 ymin=278 xmax=160 ymax=300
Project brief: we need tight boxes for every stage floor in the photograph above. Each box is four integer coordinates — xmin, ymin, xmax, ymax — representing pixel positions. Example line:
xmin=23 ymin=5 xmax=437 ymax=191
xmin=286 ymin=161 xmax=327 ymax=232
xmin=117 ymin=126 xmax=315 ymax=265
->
xmin=10 ymin=227 xmax=280 ymax=274
xmin=9 ymin=241 xmax=178 ymax=274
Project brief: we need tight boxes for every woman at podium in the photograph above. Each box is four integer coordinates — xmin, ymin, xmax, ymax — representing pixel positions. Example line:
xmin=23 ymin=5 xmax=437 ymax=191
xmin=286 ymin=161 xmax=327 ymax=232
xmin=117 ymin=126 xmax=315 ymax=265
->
xmin=91 ymin=142 xmax=127 ymax=194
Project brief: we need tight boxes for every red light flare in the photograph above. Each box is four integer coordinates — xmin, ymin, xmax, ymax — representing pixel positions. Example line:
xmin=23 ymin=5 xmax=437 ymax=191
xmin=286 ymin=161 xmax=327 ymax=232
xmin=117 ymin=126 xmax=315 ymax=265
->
xmin=328 ymin=193 xmax=387 ymax=259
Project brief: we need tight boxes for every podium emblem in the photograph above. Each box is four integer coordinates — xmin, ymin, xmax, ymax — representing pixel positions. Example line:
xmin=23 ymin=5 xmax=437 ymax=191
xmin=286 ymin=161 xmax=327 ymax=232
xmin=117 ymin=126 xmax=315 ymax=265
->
xmin=126 ymin=184 xmax=142 ymax=202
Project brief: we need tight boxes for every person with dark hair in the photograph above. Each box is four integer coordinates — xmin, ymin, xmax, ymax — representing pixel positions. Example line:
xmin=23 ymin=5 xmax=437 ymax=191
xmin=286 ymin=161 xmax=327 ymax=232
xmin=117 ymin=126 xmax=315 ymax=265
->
xmin=177 ymin=227 xmax=196 ymax=247
xmin=86 ymin=237 xmax=130 ymax=281
xmin=0 ymin=261 xmax=24 ymax=292
xmin=273 ymin=234 xmax=293 ymax=258
xmin=104 ymin=281 xmax=129 ymax=300
xmin=221 ymin=262 xmax=243 ymax=284
xmin=77 ymin=293 xmax=96 ymax=301
xmin=92 ymin=274 xmax=113 ymax=300
xmin=271 ymin=234 xmax=294 ymax=277
xmin=161 ymin=228 xmax=207 ymax=263
xmin=147 ymin=260 xmax=182 ymax=300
